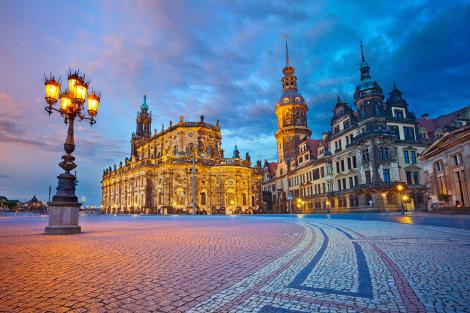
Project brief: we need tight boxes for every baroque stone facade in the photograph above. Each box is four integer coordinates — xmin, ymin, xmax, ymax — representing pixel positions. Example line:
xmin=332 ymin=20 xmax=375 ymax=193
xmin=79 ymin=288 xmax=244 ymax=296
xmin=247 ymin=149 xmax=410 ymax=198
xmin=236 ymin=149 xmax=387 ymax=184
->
xmin=102 ymin=96 xmax=262 ymax=214
xmin=262 ymin=42 xmax=429 ymax=213
xmin=419 ymin=126 xmax=470 ymax=208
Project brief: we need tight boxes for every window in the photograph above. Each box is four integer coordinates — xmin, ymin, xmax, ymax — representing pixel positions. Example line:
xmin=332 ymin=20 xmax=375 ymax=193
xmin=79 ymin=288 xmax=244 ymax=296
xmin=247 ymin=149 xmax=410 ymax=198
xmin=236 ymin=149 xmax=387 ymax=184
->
xmin=413 ymin=172 xmax=420 ymax=185
xmin=341 ymin=160 xmax=345 ymax=172
xmin=404 ymin=150 xmax=410 ymax=164
xmin=342 ymin=178 xmax=347 ymax=190
xmin=410 ymin=150 xmax=417 ymax=164
xmin=343 ymin=119 xmax=350 ymax=129
xmin=334 ymin=125 xmax=340 ymax=133
xmin=349 ymin=177 xmax=354 ymax=188
xmin=336 ymin=161 xmax=340 ymax=173
xmin=362 ymin=149 xmax=370 ymax=162
xmin=201 ymin=192 xmax=207 ymax=205
xmin=388 ymin=125 xmax=400 ymax=138
xmin=383 ymin=169 xmax=390 ymax=182
xmin=404 ymin=126 xmax=415 ymax=141
xmin=312 ymin=169 xmax=320 ymax=180
xmin=393 ymin=108 xmax=404 ymax=118
xmin=406 ymin=171 xmax=412 ymax=184
xmin=320 ymin=167 xmax=325 ymax=178
xmin=365 ymin=170 xmax=371 ymax=183
xmin=354 ymin=176 xmax=359 ymax=185
xmin=352 ymin=156 xmax=357 ymax=168
xmin=434 ymin=160 xmax=444 ymax=171
xmin=380 ymin=147 xmax=389 ymax=161
xmin=452 ymin=153 xmax=463 ymax=166
xmin=347 ymin=158 xmax=352 ymax=170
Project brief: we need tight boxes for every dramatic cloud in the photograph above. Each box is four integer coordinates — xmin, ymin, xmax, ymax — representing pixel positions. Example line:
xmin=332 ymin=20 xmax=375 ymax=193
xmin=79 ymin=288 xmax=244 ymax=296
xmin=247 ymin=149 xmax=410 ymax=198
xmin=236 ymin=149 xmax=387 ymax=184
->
xmin=0 ymin=0 xmax=469 ymax=204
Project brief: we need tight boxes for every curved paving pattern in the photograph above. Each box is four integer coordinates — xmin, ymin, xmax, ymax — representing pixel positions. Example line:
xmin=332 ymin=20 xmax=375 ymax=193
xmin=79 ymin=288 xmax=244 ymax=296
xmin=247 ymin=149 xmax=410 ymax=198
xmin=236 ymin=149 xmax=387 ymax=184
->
xmin=0 ymin=214 xmax=469 ymax=312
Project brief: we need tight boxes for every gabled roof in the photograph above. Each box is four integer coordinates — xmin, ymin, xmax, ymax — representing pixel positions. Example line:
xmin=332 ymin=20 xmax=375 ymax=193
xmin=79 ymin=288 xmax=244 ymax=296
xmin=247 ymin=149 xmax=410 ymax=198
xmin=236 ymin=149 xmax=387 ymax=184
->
xmin=418 ymin=106 xmax=470 ymax=133
xmin=419 ymin=125 xmax=470 ymax=160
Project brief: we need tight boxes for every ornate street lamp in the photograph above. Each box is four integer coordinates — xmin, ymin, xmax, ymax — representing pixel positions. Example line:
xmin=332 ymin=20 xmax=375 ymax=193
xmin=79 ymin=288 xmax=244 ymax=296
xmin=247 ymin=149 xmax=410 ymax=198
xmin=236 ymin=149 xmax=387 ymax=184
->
xmin=43 ymin=70 xmax=101 ymax=234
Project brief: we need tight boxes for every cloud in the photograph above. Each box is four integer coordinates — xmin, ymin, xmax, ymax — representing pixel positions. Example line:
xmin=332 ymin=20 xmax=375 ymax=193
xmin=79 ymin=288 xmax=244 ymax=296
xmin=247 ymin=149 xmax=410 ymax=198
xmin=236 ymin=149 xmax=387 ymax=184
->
xmin=0 ymin=0 xmax=469 ymax=204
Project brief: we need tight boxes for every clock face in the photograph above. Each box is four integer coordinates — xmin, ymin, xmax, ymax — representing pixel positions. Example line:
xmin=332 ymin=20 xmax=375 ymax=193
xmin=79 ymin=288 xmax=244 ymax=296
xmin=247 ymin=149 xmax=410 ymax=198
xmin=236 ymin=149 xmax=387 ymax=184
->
xmin=295 ymin=96 xmax=301 ymax=103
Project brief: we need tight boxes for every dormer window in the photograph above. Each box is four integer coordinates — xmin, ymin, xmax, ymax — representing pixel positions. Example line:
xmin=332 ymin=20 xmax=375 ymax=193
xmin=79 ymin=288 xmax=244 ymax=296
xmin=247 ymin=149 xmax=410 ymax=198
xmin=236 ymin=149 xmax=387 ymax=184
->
xmin=393 ymin=108 xmax=405 ymax=118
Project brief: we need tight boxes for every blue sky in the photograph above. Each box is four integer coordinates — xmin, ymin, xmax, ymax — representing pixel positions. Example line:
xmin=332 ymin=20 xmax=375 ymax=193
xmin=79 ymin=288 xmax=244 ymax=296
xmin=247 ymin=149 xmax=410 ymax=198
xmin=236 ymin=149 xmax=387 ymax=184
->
xmin=1 ymin=0 xmax=469 ymax=205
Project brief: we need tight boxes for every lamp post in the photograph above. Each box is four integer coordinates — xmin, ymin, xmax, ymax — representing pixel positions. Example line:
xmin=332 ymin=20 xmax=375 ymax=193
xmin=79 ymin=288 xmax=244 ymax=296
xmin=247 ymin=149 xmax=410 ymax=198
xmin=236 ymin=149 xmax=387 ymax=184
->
xmin=396 ymin=184 xmax=405 ymax=215
xmin=43 ymin=70 xmax=101 ymax=234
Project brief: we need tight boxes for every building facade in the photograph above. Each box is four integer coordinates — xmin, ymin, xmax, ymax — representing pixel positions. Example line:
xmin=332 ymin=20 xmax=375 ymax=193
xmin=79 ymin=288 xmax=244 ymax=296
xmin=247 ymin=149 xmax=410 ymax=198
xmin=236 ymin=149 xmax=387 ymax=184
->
xmin=419 ymin=126 xmax=470 ymax=208
xmin=102 ymin=96 xmax=262 ymax=214
xmin=262 ymin=42 xmax=430 ymax=213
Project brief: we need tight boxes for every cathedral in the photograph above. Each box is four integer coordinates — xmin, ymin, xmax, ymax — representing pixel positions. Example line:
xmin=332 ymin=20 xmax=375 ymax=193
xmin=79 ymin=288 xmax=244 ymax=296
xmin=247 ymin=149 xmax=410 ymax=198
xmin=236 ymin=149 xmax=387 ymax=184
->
xmin=101 ymin=95 xmax=262 ymax=214
xmin=262 ymin=41 xmax=430 ymax=213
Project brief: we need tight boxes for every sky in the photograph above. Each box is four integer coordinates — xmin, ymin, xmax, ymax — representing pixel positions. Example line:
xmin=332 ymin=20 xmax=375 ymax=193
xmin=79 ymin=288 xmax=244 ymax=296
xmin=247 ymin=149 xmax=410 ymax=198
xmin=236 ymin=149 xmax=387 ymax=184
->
xmin=0 ymin=0 xmax=469 ymax=205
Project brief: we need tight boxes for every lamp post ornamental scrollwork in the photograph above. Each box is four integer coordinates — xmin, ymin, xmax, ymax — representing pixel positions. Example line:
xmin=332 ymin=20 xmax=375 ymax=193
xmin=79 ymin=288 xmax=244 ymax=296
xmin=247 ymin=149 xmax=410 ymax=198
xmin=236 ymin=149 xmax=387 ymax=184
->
xmin=43 ymin=69 xmax=101 ymax=234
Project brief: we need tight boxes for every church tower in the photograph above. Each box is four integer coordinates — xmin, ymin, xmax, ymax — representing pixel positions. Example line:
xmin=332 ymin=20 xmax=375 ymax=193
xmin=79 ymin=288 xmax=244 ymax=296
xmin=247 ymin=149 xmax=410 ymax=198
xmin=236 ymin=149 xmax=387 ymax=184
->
xmin=131 ymin=94 xmax=152 ymax=157
xmin=275 ymin=36 xmax=311 ymax=174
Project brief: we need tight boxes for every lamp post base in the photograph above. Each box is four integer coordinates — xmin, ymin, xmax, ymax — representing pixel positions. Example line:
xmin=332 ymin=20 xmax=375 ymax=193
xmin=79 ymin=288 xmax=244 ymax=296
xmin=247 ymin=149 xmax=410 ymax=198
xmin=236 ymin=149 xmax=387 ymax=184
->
xmin=44 ymin=202 xmax=81 ymax=235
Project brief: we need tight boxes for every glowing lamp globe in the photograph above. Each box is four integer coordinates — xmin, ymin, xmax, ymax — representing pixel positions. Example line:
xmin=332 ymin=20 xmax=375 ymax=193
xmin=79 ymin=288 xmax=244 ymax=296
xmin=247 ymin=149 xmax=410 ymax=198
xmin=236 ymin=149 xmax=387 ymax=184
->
xmin=68 ymin=73 xmax=80 ymax=98
xmin=59 ymin=92 xmax=72 ymax=113
xmin=45 ymin=79 xmax=60 ymax=104
xmin=87 ymin=92 xmax=100 ymax=116
xmin=74 ymin=80 xmax=88 ymax=104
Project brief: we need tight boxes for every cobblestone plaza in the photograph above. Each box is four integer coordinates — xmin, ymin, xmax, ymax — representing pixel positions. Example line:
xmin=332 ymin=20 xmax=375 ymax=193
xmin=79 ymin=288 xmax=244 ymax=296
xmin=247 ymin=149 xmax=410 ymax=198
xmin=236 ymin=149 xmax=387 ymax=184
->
xmin=0 ymin=214 xmax=469 ymax=313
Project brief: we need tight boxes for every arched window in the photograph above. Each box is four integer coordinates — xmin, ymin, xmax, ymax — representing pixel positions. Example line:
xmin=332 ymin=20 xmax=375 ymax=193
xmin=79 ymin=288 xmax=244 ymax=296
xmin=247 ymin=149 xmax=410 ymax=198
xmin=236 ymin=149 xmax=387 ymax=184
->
xmin=200 ymin=192 xmax=207 ymax=206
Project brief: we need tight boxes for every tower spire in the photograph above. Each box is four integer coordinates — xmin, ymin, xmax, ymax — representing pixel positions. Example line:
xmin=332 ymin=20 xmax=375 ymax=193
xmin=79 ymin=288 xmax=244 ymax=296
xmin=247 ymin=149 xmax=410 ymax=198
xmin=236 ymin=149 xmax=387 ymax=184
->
xmin=284 ymin=34 xmax=289 ymax=66
xmin=360 ymin=39 xmax=365 ymax=62
xmin=359 ymin=40 xmax=371 ymax=81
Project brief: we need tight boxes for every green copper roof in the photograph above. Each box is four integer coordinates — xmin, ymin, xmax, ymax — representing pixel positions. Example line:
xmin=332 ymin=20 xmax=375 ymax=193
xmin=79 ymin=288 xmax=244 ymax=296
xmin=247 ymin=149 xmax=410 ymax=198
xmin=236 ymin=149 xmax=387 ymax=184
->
xmin=141 ymin=93 xmax=149 ymax=111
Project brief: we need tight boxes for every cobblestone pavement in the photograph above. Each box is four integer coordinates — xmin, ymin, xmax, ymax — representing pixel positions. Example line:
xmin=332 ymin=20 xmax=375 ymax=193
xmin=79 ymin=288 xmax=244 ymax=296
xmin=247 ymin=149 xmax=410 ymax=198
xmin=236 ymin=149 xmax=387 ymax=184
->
xmin=0 ymin=214 xmax=469 ymax=312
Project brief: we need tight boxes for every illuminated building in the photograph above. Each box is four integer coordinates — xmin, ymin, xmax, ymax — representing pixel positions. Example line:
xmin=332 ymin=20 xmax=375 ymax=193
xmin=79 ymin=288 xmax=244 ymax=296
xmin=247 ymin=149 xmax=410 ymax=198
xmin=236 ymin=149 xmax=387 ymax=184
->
xmin=262 ymin=40 xmax=430 ymax=213
xmin=102 ymin=95 xmax=262 ymax=214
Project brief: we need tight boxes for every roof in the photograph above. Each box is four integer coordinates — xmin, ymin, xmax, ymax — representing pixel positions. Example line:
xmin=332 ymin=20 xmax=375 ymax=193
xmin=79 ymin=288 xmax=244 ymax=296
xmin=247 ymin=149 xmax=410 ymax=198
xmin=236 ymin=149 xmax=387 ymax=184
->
xmin=306 ymin=139 xmax=322 ymax=157
xmin=267 ymin=162 xmax=277 ymax=176
xmin=418 ymin=106 xmax=470 ymax=133
xmin=419 ymin=125 xmax=470 ymax=160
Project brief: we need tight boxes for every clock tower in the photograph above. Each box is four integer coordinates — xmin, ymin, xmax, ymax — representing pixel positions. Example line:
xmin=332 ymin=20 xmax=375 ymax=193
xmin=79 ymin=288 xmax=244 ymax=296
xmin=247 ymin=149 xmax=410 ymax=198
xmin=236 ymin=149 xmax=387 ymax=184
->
xmin=275 ymin=37 xmax=311 ymax=175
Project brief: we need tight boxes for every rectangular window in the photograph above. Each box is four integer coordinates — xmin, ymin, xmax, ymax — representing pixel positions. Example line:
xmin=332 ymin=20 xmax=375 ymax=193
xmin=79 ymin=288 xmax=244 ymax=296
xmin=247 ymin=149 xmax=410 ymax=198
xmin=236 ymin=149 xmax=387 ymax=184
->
xmin=393 ymin=108 xmax=404 ymax=118
xmin=347 ymin=158 xmax=352 ymax=170
xmin=322 ymin=183 xmax=325 ymax=193
xmin=312 ymin=169 xmax=320 ymax=180
xmin=342 ymin=178 xmax=347 ymax=190
xmin=383 ymin=169 xmax=390 ymax=182
xmin=352 ymin=155 xmax=357 ymax=168
xmin=388 ymin=125 xmax=400 ymax=138
xmin=413 ymin=172 xmax=420 ymax=185
xmin=349 ymin=176 xmax=354 ymax=188
xmin=320 ymin=167 xmax=325 ymax=178
xmin=406 ymin=171 xmax=412 ymax=184
xmin=404 ymin=126 xmax=416 ymax=141
xmin=341 ymin=160 xmax=345 ymax=172
xmin=452 ymin=153 xmax=463 ymax=166
xmin=336 ymin=161 xmax=340 ymax=173
xmin=411 ymin=150 xmax=417 ymax=164
xmin=380 ymin=147 xmax=389 ymax=160
xmin=337 ymin=180 xmax=342 ymax=190
xmin=354 ymin=176 xmax=359 ymax=185
xmin=365 ymin=170 xmax=371 ymax=183
xmin=404 ymin=150 xmax=410 ymax=164
xmin=362 ymin=149 xmax=370 ymax=162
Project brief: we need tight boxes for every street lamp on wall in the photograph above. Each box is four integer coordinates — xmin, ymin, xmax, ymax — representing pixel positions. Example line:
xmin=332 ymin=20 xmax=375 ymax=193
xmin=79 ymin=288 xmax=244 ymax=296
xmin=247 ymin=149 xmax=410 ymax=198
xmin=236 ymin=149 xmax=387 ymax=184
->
xmin=43 ymin=70 xmax=101 ymax=235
